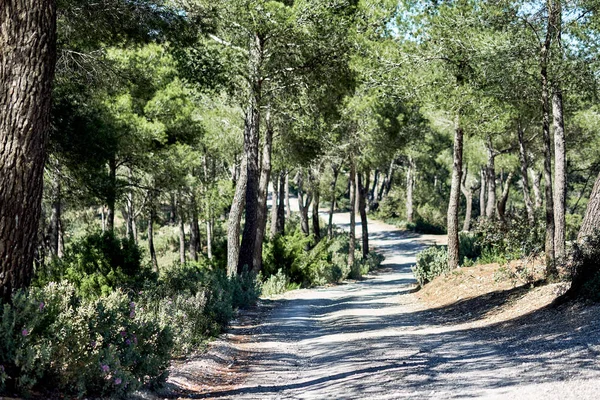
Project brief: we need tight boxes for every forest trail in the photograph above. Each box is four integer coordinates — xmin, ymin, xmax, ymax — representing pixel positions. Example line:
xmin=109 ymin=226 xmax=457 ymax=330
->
xmin=169 ymin=213 xmax=600 ymax=400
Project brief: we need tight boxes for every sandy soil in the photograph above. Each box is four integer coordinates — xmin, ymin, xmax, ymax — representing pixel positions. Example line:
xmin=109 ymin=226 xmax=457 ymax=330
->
xmin=157 ymin=213 xmax=600 ymax=400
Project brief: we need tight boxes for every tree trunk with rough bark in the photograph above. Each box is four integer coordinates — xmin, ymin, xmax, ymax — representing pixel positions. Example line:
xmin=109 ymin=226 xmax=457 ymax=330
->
xmin=285 ymin=172 xmax=291 ymax=219
xmin=276 ymin=171 xmax=286 ymax=236
xmin=480 ymin=167 xmax=487 ymax=219
xmin=541 ymin=35 xmax=556 ymax=275
xmin=328 ymin=164 xmax=340 ymax=239
xmin=531 ymin=168 xmax=543 ymax=209
xmin=448 ymin=123 xmax=464 ymax=270
xmin=518 ymin=128 xmax=535 ymax=225
xmin=553 ymin=87 xmax=566 ymax=260
xmin=497 ymin=172 xmax=514 ymax=223
xmin=0 ymin=0 xmax=57 ymax=301
xmin=252 ymin=112 xmax=273 ymax=272
xmin=270 ymin=174 xmax=279 ymax=240
xmin=178 ymin=197 xmax=186 ymax=264
xmin=348 ymin=162 xmax=358 ymax=277
xmin=296 ymin=171 xmax=312 ymax=237
xmin=578 ymin=172 xmax=600 ymax=242
xmin=228 ymin=156 xmax=247 ymax=276
xmin=238 ymin=33 xmax=263 ymax=274
xmin=357 ymin=171 xmax=369 ymax=259
xmin=189 ymin=193 xmax=200 ymax=262
xmin=406 ymin=157 xmax=415 ymax=224
xmin=461 ymin=171 xmax=474 ymax=232
xmin=147 ymin=190 xmax=158 ymax=273
xmin=485 ymin=138 xmax=496 ymax=219
xmin=312 ymin=189 xmax=321 ymax=242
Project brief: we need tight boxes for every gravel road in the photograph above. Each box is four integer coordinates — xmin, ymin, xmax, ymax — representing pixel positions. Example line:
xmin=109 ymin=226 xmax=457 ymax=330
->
xmin=189 ymin=213 xmax=600 ymax=399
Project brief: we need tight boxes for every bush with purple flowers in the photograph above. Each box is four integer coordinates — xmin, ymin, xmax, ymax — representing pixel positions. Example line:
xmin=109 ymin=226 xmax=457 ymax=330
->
xmin=0 ymin=282 xmax=172 ymax=397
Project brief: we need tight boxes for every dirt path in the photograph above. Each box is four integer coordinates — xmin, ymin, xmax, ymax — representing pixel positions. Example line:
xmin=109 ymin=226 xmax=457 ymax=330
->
xmin=168 ymin=213 xmax=600 ymax=399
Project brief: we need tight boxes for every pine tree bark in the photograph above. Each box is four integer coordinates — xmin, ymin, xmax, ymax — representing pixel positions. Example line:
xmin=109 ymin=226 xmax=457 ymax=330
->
xmin=357 ymin=171 xmax=369 ymax=259
xmin=252 ymin=112 xmax=273 ymax=272
xmin=147 ymin=190 xmax=158 ymax=273
xmin=531 ymin=168 xmax=543 ymax=209
xmin=228 ymin=156 xmax=247 ymax=276
xmin=178 ymin=197 xmax=186 ymax=264
xmin=296 ymin=170 xmax=312 ymax=237
xmin=348 ymin=162 xmax=357 ymax=276
xmin=238 ymin=34 xmax=263 ymax=274
xmin=312 ymin=189 xmax=321 ymax=242
xmin=285 ymin=172 xmax=291 ymax=219
xmin=485 ymin=138 xmax=497 ymax=219
xmin=447 ymin=122 xmax=464 ymax=270
xmin=0 ymin=0 xmax=57 ymax=301
xmin=106 ymin=156 xmax=117 ymax=232
xmin=461 ymin=172 xmax=473 ymax=232
xmin=328 ymin=163 xmax=339 ymax=239
xmin=270 ymin=174 xmax=279 ymax=240
xmin=480 ymin=167 xmax=487 ymax=219
xmin=497 ymin=172 xmax=514 ymax=223
xmin=578 ymin=172 xmax=600 ymax=242
xmin=518 ymin=128 xmax=535 ymax=225
xmin=406 ymin=157 xmax=415 ymax=224
xmin=48 ymin=163 xmax=61 ymax=257
xmin=541 ymin=29 xmax=556 ymax=274
xmin=189 ymin=193 xmax=200 ymax=262
xmin=553 ymin=86 xmax=567 ymax=260
xmin=276 ymin=171 xmax=286 ymax=236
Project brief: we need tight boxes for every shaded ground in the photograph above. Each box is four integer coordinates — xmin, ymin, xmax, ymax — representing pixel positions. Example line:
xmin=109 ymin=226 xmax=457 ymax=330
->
xmin=161 ymin=213 xmax=600 ymax=400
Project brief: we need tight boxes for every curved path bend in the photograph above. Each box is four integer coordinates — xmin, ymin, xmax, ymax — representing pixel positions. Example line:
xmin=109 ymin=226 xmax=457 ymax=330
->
xmin=187 ymin=213 xmax=600 ymax=400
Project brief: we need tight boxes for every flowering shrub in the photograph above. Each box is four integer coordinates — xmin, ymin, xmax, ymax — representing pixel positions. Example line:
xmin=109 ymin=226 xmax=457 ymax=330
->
xmin=0 ymin=282 xmax=172 ymax=397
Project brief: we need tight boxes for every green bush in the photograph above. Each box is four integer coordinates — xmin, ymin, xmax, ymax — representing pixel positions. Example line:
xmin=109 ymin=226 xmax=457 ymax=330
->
xmin=412 ymin=245 xmax=449 ymax=287
xmin=260 ymin=269 xmax=292 ymax=297
xmin=137 ymin=262 xmax=259 ymax=355
xmin=35 ymin=231 xmax=155 ymax=299
xmin=0 ymin=282 xmax=172 ymax=397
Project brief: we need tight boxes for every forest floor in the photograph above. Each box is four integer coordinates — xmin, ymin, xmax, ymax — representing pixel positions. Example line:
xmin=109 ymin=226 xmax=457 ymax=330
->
xmin=147 ymin=214 xmax=600 ymax=400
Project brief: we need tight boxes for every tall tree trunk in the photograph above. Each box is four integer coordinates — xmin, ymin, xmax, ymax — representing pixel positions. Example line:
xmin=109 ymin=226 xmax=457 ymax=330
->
xmin=578 ymin=172 xmax=600 ymax=242
xmin=348 ymin=162 xmax=358 ymax=277
xmin=406 ymin=157 xmax=415 ymax=224
xmin=228 ymin=156 xmax=248 ymax=276
xmin=461 ymin=171 xmax=473 ymax=232
xmin=178 ymin=197 xmax=186 ymax=264
xmin=252 ymin=110 xmax=273 ymax=272
xmin=447 ymin=122 xmax=464 ymax=270
xmin=238 ymin=34 xmax=263 ymax=274
xmin=0 ymin=0 xmax=57 ymax=301
xmin=189 ymin=193 xmax=200 ymax=262
xmin=270 ymin=173 xmax=279 ymax=240
xmin=48 ymin=164 xmax=61 ymax=257
xmin=541 ymin=33 xmax=556 ymax=275
xmin=553 ymin=87 xmax=567 ymax=260
xmin=148 ymin=190 xmax=158 ymax=273
xmin=531 ymin=168 xmax=543 ymax=209
xmin=296 ymin=170 xmax=312 ymax=237
xmin=276 ymin=171 xmax=286 ymax=236
xmin=357 ymin=171 xmax=369 ymax=259
xmin=285 ymin=171 xmax=291 ymax=219
xmin=206 ymin=218 xmax=213 ymax=259
xmin=383 ymin=158 xmax=395 ymax=198
xmin=125 ymin=169 xmax=136 ymax=241
xmin=485 ymin=138 xmax=496 ymax=219
xmin=328 ymin=164 xmax=340 ymax=239
xmin=518 ymin=128 xmax=535 ymax=225
xmin=497 ymin=172 xmax=514 ymax=223
xmin=312 ymin=189 xmax=321 ymax=242
xmin=106 ymin=156 xmax=117 ymax=233
xmin=480 ymin=167 xmax=487 ymax=219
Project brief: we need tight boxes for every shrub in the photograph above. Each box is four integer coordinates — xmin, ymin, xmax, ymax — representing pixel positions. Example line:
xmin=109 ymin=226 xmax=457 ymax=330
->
xmin=35 ymin=231 xmax=155 ymax=299
xmin=260 ymin=269 xmax=290 ymax=297
xmin=137 ymin=262 xmax=260 ymax=355
xmin=0 ymin=282 xmax=172 ymax=397
xmin=412 ymin=245 xmax=449 ymax=287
